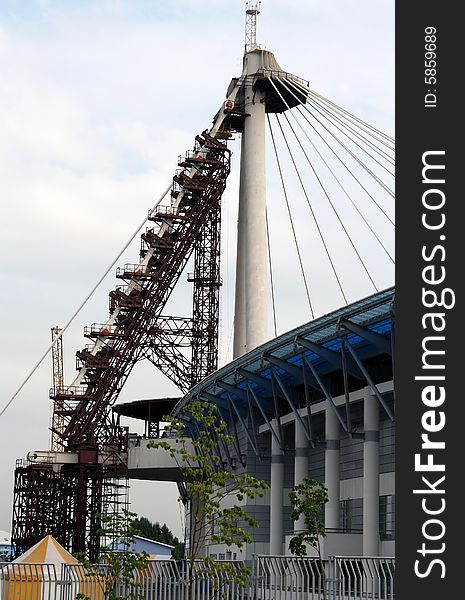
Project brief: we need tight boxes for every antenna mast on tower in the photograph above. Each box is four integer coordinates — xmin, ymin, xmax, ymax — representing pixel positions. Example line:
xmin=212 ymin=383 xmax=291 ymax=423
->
xmin=245 ymin=1 xmax=261 ymax=53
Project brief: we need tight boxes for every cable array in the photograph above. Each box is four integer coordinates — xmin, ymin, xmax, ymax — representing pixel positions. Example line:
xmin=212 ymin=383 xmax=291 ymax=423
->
xmin=264 ymin=75 xmax=394 ymax=320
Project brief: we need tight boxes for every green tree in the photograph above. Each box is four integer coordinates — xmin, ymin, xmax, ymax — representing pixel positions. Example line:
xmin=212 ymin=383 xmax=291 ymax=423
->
xmin=75 ymin=510 xmax=149 ymax=600
xmin=132 ymin=516 xmax=184 ymax=559
xmin=288 ymin=477 xmax=329 ymax=600
xmin=150 ymin=400 xmax=269 ymax=598
xmin=131 ymin=517 xmax=158 ymax=540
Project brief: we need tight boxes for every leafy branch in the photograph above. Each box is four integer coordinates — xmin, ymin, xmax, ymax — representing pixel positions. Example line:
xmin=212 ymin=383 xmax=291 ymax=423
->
xmin=150 ymin=400 xmax=269 ymax=598
xmin=288 ymin=478 xmax=329 ymax=600
xmin=75 ymin=510 xmax=149 ymax=600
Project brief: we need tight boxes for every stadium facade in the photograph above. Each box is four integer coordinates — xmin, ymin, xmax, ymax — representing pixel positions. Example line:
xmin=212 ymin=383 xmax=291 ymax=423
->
xmin=117 ymin=286 xmax=395 ymax=561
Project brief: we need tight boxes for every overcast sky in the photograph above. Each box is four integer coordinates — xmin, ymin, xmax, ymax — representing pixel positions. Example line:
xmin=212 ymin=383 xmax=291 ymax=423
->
xmin=0 ymin=0 xmax=394 ymax=539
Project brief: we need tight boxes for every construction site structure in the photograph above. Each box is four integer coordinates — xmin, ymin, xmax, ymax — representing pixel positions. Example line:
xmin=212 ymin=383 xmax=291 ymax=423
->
xmin=11 ymin=3 xmax=308 ymax=560
xmin=12 ymin=128 xmax=231 ymax=560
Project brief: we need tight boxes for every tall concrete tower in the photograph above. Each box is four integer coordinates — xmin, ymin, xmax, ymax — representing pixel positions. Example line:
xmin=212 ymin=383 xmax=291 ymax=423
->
xmin=230 ymin=3 xmax=307 ymax=358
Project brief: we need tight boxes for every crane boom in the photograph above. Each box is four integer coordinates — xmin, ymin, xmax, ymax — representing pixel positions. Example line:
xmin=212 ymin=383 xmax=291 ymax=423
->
xmin=50 ymin=326 xmax=65 ymax=451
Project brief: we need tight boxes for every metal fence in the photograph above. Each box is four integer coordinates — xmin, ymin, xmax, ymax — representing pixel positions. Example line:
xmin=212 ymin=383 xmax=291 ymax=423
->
xmin=0 ymin=560 xmax=247 ymax=600
xmin=253 ymin=555 xmax=395 ymax=600
xmin=329 ymin=556 xmax=395 ymax=600
xmin=254 ymin=555 xmax=325 ymax=599
xmin=0 ymin=556 xmax=394 ymax=599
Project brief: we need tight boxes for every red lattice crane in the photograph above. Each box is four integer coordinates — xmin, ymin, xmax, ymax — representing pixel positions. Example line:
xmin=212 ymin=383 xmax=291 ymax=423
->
xmin=11 ymin=123 xmax=234 ymax=560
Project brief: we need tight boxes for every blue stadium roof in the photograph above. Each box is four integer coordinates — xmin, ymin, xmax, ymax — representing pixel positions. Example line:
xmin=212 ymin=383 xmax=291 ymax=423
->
xmin=174 ymin=287 xmax=394 ymax=419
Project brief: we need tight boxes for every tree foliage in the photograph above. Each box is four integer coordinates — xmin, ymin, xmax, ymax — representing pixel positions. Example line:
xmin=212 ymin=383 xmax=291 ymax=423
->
xmin=288 ymin=477 xmax=328 ymax=556
xmin=75 ymin=510 xmax=149 ymax=600
xmin=131 ymin=517 xmax=184 ymax=559
xmin=288 ymin=477 xmax=329 ymax=600
xmin=150 ymin=400 xmax=269 ymax=594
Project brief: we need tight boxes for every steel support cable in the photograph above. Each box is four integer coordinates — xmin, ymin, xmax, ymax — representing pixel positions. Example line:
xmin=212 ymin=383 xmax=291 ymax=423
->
xmin=267 ymin=114 xmax=316 ymax=316
xmin=300 ymin=85 xmax=396 ymax=153
xmin=266 ymin=209 xmax=278 ymax=337
xmin=306 ymin=95 xmax=395 ymax=165
xmin=295 ymin=102 xmax=395 ymax=224
xmin=308 ymin=92 xmax=395 ymax=155
xmin=283 ymin=78 xmax=395 ymax=198
xmin=224 ymin=320 xmax=235 ymax=366
xmin=222 ymin=197 xmax=235 ymax=366
xmin=295 ymin=102 xmax=395 ymax=198
xmin=0 ymin=183 xmax=172 ymax=419
xmin=305 ymin=95 xmax=395 ymax=173
xmin=275 ymin=79 xmax=394 ymax=224
xmin=290 ymin=79 xmax=395 ymax=156
xmin=276 ymin=113 xmax=378 ymax=293
xmin=282 ymin=82 xmax=394 ymax=198
xmin=283 ymin=111 xmax=394 ymax=265
xmin=267 ymin=77 xmax=394 ymax=263
xmin=284 ymin=113 xmax=395 ymax=264
xmin=268 ymin=113 xmax=347 ymax=305
xmin=304 ymin=85 xmax=395 ymax=145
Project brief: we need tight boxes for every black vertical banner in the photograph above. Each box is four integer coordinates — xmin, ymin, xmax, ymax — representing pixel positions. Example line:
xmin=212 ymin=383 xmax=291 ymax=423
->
xmin=396 ymin=2 xmax=462 ymax=599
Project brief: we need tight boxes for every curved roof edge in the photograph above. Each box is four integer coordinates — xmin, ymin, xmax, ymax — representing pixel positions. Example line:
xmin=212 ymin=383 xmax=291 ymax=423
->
xmin=174 ymin=287 xmax=394 ymax=416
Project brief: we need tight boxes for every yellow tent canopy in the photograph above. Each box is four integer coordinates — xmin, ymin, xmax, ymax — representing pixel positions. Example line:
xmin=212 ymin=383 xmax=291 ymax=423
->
xmin=12 ymin=535 xmax=79 ymax=565
xmin=2 ymin=536 xmax=104 ymax=600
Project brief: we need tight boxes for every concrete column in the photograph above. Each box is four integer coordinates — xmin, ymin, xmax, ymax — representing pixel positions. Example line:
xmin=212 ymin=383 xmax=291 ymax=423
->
xmin=233 ymin=141 xmax=247 ymax=358
xmin=233 ymin=50 xmax=268 ymax=356
xmin=294 ymin=419 xmax=308 ymax=532
xmin=363 ymin=387 xmax=380 ymax=556
xmin=325 ymin=406 xmax=340 ymax=531
xmin=243 ymin=82 xmax=267 ymax=351
xmin=270 ymin=429 xmax=284 ymax=554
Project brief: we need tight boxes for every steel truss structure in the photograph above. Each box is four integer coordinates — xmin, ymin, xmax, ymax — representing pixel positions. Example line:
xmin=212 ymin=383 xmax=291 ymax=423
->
xmin=50 ymin=326 xmax=65 ymax=451
xmin=12 ymin=131 xmax=231 ymax=560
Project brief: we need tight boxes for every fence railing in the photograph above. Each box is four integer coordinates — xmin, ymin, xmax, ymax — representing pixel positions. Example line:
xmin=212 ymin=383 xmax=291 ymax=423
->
xmin=253 ymin=555 xmax=325 ymax=600
xmin=0 ymin=560 xmax=248 ymax=600
xmin=1 ymin=563 xmax=60 ymax=600
xmin=0 ymin=556 xmax=395 ymax=600
xmin=329 ymin=556 xmax=395 ymax=600
xmin=254 ymin=555 xmax=395 ymax=600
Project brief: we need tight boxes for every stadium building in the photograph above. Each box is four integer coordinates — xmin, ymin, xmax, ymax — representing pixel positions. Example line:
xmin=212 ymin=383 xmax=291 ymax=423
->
xmin=115 ymin=287 xmax=395 ymax=561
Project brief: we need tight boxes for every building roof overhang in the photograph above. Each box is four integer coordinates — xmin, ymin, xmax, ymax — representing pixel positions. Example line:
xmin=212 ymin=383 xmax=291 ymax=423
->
xmin=173 ymin=287 xmax=395 ymax=424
